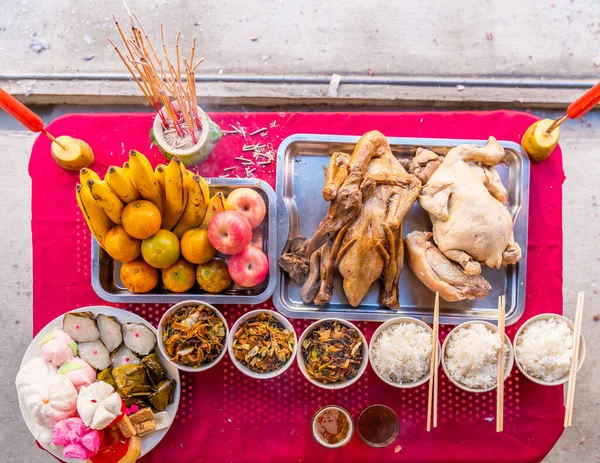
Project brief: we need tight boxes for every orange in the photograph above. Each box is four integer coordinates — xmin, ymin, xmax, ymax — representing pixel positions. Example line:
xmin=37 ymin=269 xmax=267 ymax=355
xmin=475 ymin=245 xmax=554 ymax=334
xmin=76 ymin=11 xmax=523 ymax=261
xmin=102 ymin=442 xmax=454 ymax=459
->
xmin=120 ymin=258 xmax=158 ymax=293
xmin=104 ymin=226 xmax=141 ymax=263
xmin=162 ymin=259 xmax=196 ymax=293
xmin=180 ymin=227 xmax=216 ymax=264
xmin=122 ymin=200 xmax=161 ymax=240
xmin=141 ymin=229 xmax=180 ymax=269
xmin=196 ymin=259 xmax=232 ymax=293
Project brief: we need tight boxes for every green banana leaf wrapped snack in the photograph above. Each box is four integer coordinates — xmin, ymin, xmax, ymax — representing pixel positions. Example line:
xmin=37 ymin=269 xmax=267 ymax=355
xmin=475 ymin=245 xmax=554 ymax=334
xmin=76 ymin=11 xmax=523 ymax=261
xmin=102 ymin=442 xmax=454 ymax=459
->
xmin=142 ymin=353 xmax=167 ymax=386
xmin=113 ymin=364 xmax=152 ymax=396
xmin=148 ymin=379 xmax=176 ymax=412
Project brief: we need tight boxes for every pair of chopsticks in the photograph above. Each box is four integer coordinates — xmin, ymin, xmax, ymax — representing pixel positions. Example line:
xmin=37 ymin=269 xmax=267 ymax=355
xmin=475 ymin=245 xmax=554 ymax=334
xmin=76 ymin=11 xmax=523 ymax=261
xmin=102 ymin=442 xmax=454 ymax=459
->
xmin=496 ymin=295 xmax=506 ymax=432
xmin=564 ymin=291 xmax=585 ymax=427
xmin=426 ymin=292 xmax=440 ymax=432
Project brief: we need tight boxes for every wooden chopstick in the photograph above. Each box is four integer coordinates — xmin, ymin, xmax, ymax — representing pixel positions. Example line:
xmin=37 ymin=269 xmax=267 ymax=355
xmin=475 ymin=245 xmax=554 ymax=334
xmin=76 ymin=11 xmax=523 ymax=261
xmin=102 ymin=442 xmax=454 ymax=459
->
xmin=427 ymin=292 xmax=440 ymax=431
xmin=433 ymin=292 xmax=440 ymax=428
xmin=496 ymin=295 xmax=506 ymax=432
xmin=564 ymin=291 xmax=584 ymax=427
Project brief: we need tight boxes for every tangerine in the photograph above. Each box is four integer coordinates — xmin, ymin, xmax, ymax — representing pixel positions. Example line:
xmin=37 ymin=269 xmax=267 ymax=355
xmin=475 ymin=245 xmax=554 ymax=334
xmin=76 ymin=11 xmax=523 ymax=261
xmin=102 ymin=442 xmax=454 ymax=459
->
xmin=104 ymin=225 xmax=141 ymax=263
xmin=120 ymin=258 xmax=158 ymax=293
xmin=196 ymin=258 xmax=232 ymax=293
xmin=180 ymin=227 xmax=216 ymax=264
xmin=162 ymin=259 xmax=195 ymax=293
xmin=141 ymin=229 xmax=180 ymax=269
xmin=122 ymin=200 xmax=161 ymax=239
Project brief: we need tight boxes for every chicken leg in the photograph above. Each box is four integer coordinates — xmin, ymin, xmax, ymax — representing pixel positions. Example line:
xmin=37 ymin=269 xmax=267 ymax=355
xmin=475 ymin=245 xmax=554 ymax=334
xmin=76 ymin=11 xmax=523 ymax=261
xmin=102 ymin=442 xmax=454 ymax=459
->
xmin=314 ymin=224 xmax=351 ymax=305
xmin=379 ymin=173 xmax=422 ymax=308
xmin=409 ymin=148 xmax=444 ymax=184
xmin=323 ymin=152 xmax=350 ymax=201
xmin=307 ymin=130 xmax=390 ymax=254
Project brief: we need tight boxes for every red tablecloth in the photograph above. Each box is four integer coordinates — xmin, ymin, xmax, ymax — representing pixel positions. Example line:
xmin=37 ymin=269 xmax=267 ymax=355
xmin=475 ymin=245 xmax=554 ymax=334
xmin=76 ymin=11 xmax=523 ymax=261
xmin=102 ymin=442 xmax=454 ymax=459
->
xmin=29 ymin=111 xmax=564 ymax=463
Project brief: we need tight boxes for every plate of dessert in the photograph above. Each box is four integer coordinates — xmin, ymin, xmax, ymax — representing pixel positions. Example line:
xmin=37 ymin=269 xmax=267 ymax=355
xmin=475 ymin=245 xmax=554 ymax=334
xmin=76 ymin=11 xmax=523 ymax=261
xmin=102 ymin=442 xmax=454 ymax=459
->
xmin=15 ymin=306 xmax=180 ymax=463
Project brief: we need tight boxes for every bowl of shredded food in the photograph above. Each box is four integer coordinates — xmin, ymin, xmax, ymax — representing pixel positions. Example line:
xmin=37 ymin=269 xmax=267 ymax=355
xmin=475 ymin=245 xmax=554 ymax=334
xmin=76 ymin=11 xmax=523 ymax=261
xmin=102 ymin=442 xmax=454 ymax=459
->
xmin=158 ymin=301 xmax=228 ymax=372
xmin=228 ymin=310 xmax=297 ymax=379
xmin=297 ymin=318 xmax=368 ymax=390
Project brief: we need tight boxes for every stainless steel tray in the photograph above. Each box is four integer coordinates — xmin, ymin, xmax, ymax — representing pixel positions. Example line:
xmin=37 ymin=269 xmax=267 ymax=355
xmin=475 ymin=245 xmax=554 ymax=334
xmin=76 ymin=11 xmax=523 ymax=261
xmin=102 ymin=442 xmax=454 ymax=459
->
xmin=274 ymin=134 xmax=529 ymax=325
xmin=92 ymin=178 xmax=277 ymax=305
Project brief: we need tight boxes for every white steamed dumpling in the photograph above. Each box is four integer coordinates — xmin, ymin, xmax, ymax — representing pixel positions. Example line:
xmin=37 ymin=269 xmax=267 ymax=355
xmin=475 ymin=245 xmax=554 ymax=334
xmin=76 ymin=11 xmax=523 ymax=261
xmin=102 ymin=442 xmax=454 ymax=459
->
xmin=77 ymin=381 xmax=122 ymax=430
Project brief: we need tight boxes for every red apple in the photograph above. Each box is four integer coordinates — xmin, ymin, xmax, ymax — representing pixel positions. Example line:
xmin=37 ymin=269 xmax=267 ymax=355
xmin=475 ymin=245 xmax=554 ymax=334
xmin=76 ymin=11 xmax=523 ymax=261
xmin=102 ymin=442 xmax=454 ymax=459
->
xmin=207 ymin=211 xmax=252 ymax=255
xmin=228 ymin=245 xmax=269 ymax=287
xmin=225 ymin=188 xmax=266 ymax=229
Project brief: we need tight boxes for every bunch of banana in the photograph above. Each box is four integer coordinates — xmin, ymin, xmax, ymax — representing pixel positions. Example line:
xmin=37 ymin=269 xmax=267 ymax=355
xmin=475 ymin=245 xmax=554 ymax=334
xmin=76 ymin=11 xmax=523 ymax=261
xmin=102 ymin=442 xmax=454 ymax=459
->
xmin=75 ymin=150 xmax=215 ymax=248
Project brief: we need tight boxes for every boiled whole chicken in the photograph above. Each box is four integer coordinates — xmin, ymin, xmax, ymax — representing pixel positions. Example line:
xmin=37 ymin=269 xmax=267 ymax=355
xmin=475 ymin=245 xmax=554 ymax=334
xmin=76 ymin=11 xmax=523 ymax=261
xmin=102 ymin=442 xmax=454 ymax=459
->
xmin=413 ymin=136 xmax=522 ymax=277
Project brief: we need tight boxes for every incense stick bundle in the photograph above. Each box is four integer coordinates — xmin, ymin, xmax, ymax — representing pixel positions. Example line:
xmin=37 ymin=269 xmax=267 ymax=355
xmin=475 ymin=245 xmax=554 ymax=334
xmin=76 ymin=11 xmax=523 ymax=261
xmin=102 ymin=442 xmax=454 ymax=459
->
xmin=110 ymin=10 xmax=204 ymax=143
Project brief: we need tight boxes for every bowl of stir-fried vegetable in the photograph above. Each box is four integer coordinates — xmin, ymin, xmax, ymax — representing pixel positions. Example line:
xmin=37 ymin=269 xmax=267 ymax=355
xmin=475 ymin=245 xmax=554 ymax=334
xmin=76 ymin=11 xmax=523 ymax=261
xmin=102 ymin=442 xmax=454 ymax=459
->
xmin=158 ymin=301 xmax=229 ymax=372
xmin=297 ymin=318 xmax=368 ymax=390
xmin=228 ymin=310 xmax=297 ymax=379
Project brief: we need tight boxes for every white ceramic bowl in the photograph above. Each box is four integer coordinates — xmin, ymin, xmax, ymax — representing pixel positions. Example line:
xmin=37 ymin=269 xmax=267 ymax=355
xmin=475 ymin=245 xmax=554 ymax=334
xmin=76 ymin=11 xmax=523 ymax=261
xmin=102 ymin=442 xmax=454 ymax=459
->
xmin=158 ymin=300 xmax=229 ymax=373
xmin=513 ymin=313 xmax=586 ymax=386
xmin=228 ymin=309 xmax=297 ymax=379
xmin=369 ymin=317 xmax=442 ymax=389
xmin=441 ymin=321 xmax=514 ymax=393
xmin=297 ymin=318 xmax=369 ymax=390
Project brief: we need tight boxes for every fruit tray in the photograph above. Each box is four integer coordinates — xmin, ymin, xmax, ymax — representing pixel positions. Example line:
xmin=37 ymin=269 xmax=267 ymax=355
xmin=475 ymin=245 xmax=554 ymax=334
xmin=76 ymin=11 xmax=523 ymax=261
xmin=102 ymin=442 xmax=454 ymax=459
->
xmin=92 ymin=178 xmax=277 ymax=304
xmin=274 ymin=134 xmax=530 ymax=325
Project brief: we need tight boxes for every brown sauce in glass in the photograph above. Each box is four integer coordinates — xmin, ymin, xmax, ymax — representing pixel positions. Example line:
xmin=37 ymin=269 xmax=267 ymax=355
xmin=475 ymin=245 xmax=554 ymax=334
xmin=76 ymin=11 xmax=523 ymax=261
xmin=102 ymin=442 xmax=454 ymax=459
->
xmin=357 ymin=405 xmax=399 ymax=447
xmin=314 ymin=408 xmax=351 ymax=445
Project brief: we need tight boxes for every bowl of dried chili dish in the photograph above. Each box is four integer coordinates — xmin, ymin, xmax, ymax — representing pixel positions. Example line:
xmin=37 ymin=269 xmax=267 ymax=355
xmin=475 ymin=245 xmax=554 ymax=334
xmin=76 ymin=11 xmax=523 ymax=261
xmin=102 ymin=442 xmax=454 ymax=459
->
xmin=158 ymin=301 xmax=228 ymax=372
xmin=297 ymin=318 xmax=368 ymax=390
xmin=228 ymin=310 xmax=297 ymax=379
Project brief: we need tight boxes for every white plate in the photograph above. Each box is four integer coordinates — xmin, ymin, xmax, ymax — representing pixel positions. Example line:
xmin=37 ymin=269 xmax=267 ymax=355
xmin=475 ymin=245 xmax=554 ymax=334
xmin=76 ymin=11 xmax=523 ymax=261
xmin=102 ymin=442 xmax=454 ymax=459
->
xmin=17 ymin=306 xmax=180 ymax=463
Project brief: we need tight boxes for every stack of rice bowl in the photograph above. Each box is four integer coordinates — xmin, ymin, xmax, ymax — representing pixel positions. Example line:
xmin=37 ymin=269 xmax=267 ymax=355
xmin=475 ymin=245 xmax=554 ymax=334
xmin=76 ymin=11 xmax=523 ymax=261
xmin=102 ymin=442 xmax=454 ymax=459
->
xmin=369 ymin=318 xmax=441 ymax=388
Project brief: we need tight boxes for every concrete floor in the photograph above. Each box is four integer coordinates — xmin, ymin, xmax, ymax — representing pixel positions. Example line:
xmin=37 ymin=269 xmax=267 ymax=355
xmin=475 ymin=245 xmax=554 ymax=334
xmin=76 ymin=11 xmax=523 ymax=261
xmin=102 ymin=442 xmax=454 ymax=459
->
xmin=1 ymin=0 xmax=599 ymax=78
xmin=0 ymin=109 xmax=598 ymax=462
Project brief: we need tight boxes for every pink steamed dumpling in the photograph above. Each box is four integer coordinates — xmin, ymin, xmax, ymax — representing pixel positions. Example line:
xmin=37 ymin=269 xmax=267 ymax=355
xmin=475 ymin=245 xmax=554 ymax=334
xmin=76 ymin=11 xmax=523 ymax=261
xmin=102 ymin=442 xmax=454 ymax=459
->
xmin=40 ymin=330 xmax=76 ymax=367
xmin=58 ymin=358 xmax=96 ymax=390
xmin=52 ymin=417 xmax=100 ymax=460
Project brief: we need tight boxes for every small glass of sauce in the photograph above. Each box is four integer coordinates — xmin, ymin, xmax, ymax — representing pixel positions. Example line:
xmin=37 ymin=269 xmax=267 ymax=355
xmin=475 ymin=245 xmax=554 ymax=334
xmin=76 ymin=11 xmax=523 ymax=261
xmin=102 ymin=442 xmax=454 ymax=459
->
xmin=311 ymin=405 xmax=354 ymax=448
xmin=357 ymin=404 xmax=399 ymax=447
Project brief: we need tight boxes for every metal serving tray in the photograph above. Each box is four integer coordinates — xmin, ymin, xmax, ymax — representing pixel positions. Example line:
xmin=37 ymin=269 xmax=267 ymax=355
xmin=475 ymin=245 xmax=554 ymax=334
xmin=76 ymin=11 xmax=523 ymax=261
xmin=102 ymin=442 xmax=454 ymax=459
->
xmin=92 ymin=178 xmax=277 ymax=305
xmin=274 ymin=134 xmax=529 ymax=325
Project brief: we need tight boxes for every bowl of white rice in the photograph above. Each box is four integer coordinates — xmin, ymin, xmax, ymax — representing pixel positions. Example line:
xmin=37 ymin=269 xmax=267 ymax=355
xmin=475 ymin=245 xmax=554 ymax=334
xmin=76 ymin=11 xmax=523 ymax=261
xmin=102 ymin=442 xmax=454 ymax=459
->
xmin=442 ymin=321 xmax=514 ymax=393
xmin=514 ymin=314 xmax=585 ymax=386
xmin=369 ymin=317 xmax=441 ymax=389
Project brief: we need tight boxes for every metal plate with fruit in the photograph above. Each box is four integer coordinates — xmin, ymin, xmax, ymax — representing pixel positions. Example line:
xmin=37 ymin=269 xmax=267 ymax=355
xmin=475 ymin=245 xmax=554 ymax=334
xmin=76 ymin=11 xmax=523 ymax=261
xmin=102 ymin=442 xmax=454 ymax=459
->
xmin=74 ymin=150 xmax=276 ymax=304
